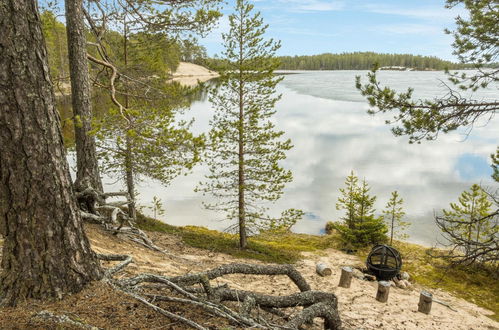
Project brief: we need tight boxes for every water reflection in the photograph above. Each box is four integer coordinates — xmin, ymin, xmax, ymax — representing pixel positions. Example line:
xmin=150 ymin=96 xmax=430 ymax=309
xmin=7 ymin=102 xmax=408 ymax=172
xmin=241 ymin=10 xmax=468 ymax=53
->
xmin=67 ymin=71 xmax=497 ymax=247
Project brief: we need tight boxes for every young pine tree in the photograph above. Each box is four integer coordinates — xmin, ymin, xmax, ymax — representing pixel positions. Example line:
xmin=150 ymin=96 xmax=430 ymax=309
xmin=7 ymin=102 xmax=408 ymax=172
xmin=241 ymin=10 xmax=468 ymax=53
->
xmin=440 ymin=184 xmax=493 ymax=257
xmin=197 ymin=0 xmax=302 ymax=249
xmin=333 ymin=172 xmax=387 ymax=248
xmin=336 ymin=170 xmax=359 ymax=229
xmin=382 ymin=191 xmax=409 ymax=245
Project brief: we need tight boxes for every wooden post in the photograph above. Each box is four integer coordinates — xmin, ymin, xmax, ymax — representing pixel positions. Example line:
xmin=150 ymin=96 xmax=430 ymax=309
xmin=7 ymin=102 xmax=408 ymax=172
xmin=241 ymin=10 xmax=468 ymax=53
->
xmin=316 ymin=263 xmax=332 ymax=277
xmin=338 ymin=266 xmax=353 ymax=288
xmin=418 ymin=291 xmax=433 ymax=314
xmin=376 ymin=281 xmax=391 ymax=303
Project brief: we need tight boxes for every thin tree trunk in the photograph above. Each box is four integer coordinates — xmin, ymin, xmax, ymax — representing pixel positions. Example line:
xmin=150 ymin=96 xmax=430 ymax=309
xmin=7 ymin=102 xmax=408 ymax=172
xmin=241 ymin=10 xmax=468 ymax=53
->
xmin=65 ymin=0 xmax=103 ymax=192
xmin=238 ymin=81 xmax=246 ymax=249
xmin=0 ymin=0 xmax=102 ymax=306
xmin=122 ymin=15 xmax=136 ymax=220
xmin=237 ymin=12 xmax=247 ymax=249
xmin=390 ymin=213 xmax=394 ymax=245
xmin=125 ymin=137 xmax=136 ymax=220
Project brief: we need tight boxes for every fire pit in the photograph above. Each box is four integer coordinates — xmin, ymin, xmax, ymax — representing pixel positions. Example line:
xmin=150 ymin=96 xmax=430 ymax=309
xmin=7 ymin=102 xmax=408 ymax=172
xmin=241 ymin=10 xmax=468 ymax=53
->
xmin=366 ymin=244 xmax=402 ymax=280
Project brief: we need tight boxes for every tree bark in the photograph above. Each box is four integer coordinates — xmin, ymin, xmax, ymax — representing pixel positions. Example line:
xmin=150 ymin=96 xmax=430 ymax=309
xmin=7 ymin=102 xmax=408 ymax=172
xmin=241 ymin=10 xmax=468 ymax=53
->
xmin=316 ymin=263 xmax=332 ymax=277
xmin=375 ymin=281 xmax=391 ymax=303
xmin=65 ymin=0 xmax=103 ymax=192
xmin=0 ymin=0 xmax=102 ymax=306
xmin=418 ymin=290 xmax=433 ymax=314
xmin=338 ymin=266 xmax=353 ymax=288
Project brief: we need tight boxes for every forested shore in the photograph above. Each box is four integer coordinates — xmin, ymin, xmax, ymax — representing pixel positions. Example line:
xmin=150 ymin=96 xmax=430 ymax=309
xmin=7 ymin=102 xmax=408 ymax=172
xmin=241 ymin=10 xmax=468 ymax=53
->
xmin=277 ymin=52 xmax=475 ymax=71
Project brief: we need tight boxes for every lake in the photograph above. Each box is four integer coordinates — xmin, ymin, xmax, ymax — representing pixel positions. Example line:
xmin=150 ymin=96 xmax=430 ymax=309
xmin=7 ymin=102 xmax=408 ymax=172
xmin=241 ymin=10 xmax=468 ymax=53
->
xmin=97 ymin=70 xmax=498 ymax=247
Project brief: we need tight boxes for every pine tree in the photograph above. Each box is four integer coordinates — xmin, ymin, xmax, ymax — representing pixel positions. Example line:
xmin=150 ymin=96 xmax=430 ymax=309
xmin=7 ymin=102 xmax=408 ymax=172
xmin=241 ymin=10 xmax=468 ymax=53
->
xmin=382 ymin=191 xmax=409 ymax=245
xmin=84 ymin=0 xmax=221 ymax=219
xmin=0 ymin=0 xmax=102 ymax=306
xmin=440 ymin=184 xmax=493 ymax=257
xmin=197 ymin=0 xmax=302 ymax=249
xmin=332 ymin=172 xmax=387 ymax=248
xmin=336 ymin=170 xmax=359 ymax=229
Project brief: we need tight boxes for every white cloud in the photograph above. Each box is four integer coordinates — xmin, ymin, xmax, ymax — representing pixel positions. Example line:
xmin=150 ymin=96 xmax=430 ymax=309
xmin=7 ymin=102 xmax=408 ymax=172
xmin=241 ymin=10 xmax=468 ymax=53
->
xmin=362 ymin=4 xmax=466 ymax=23
xmin=375 ymin=23 xmax=442 ymax=35
xmin=277 ymin=0 xmax=345 ymax=12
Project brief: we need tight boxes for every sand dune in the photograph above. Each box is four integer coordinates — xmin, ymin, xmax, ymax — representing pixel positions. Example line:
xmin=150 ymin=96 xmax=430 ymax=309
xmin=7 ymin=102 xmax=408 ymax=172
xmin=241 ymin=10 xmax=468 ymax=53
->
xmin=171 ymin=62 xmax=219 ymax=86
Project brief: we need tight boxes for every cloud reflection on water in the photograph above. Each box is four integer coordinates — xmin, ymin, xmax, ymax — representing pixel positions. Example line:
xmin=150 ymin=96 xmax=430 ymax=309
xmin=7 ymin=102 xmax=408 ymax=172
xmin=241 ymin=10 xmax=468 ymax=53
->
xmin=103 ymin=71 xmax=498 ymax=247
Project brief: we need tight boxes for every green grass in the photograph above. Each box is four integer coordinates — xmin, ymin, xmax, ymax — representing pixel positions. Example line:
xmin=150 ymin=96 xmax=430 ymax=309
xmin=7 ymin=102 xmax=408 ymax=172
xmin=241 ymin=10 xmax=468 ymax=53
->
xmin=137 ymin=214 xmax=498 ymax=321
xmin=136 ymin=214 xmax=337 ymax=264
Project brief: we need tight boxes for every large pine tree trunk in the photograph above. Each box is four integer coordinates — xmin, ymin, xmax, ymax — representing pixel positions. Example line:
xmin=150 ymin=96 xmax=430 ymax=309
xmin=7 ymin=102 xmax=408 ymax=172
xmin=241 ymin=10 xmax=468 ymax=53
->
xmin=0 ymin=0 xmax=102 ymax=306
xmin=65 ymin=0 xmax=103 ymax=192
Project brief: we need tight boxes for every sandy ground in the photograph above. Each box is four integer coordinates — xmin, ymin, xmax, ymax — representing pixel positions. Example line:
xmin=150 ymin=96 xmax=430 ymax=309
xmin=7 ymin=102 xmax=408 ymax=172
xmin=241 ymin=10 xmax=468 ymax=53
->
xmin=170 ymin=62 xmax=219 ymax=86
xmin=83 ymin=225 xmax=499 ymax=330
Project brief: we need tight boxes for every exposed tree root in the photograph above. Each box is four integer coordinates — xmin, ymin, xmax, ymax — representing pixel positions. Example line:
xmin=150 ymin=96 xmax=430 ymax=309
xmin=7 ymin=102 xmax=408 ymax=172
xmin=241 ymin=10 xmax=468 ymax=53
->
xmin=97 ymin=257 xmax=342 ymax=330
xmin=76 ymin=184 xmax=161 ymax=252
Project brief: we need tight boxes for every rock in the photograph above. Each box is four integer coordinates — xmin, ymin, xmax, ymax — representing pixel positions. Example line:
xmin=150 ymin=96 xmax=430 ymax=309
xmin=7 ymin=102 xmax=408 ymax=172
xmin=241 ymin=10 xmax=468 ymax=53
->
xmin=396 ymin=279 xmax=407 ymax=289
xmin=352 ymin=268 xmax=364 ymax=279
xmin=400 ymin=271 xmax=410 ymax=280
xmin=364 ymin=274 xmax=376 ymax=281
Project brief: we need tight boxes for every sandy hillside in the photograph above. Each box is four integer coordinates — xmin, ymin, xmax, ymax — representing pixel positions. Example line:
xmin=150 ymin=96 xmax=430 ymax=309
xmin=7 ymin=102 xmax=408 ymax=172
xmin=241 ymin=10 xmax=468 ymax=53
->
xmin=87 ymin=225 xmax=498 ymax=330
xmin=171 ymin=61 xmax=219 ymax=86
xmin=0 ymin=225 xmax=497 ymax=329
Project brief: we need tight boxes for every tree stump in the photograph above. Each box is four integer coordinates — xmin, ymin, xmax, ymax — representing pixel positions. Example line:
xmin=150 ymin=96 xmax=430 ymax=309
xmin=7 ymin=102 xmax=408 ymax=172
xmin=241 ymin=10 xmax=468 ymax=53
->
xmin=418 ymin=290 xmax=433 ymax=314
xmin=316 ymin=263 xmax=332 ymax=277
xmin=338 ymin=267 xmax=353 ymax=288
xmin=376 ymin=281 xmax=391 ymax=303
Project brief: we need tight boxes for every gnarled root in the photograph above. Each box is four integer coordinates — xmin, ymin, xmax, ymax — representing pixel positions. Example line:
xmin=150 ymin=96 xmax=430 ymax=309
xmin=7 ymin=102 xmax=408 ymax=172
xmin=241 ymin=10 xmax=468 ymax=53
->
xmin=112 ymin=262 xmax=341 ymax=329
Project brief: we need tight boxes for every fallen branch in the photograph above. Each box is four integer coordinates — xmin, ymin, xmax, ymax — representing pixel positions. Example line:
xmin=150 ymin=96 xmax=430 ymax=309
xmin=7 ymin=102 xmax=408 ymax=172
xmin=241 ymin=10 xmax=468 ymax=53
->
xmin=97 ymin=253 xmax=133 ymax=277
xmin=168 ymin=263 xmax=311 ymax=292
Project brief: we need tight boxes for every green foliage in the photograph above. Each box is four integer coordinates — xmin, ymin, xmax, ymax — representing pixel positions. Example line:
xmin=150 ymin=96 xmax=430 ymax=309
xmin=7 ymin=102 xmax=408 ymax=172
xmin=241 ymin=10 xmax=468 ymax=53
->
xmin=197 ymin=0 xmax=302 ymax=245
xmin=40 ymin=10 xmax=69 ymax=84
xmin=94 ymin=90 xmax=204 ymax=186
xmin=332 ymin=171 xmax=388 ymax=248
xmin=278 ymin=51 xmax=471 ymax=71
xmin=336 ymin=171 xmax=358 ymax=228
xmin=325 ymin=221 xmax=335 ymax=235
xmin=180 ymin=38 xmax=208 ymax=64
xmin=491 ymin=147 xmax=499 ymax=183
xmin=439 ymin=184 xmax=495 ymax=262
xmin=147 ymin=196 xmax=166 ymax=219
xmin=85 ymin=0 xmax=223 ymax=206
xmin=382 ymin=191 xmax=409 ymax=245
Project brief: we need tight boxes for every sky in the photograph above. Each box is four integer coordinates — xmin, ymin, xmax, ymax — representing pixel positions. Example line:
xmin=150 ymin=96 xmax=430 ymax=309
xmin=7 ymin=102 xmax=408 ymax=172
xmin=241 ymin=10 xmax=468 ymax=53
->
xmin=200 ymin=0 xmax=466 ymax=61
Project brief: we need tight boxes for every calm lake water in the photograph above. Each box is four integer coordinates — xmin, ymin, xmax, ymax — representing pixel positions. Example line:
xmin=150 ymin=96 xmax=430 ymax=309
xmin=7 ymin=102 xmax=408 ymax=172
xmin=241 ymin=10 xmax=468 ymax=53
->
xmin=98 ymin=70 xmax=498 ymax=247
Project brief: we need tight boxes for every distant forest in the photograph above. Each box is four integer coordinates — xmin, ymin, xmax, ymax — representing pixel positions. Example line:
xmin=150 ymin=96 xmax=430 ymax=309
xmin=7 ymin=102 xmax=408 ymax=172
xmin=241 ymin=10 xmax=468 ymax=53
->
xmin=277 ymin=52 xmax=472 ymax=71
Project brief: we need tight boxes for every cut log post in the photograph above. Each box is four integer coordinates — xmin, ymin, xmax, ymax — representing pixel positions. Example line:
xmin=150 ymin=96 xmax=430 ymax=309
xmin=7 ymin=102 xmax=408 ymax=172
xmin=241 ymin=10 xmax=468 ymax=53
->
xmin=376 ymin=281 xmax=391 ymax=303
xmin=316 ymin=263 xmax=332 ymax=277
xmin=418 ymin=290 xmax=433 ymax=314
xmin=338 ymin=266 xmax=353 ymax=288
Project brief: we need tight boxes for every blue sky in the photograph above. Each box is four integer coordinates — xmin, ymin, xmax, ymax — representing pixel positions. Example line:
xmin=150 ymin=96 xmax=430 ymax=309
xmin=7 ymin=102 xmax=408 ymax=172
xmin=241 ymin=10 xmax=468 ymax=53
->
xmin=201 ymin=0 xmax=466 ymax=61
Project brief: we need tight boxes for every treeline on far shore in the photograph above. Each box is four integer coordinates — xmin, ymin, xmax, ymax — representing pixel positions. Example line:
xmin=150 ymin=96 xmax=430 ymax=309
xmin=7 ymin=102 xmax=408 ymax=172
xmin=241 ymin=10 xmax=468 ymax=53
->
xmin=277 ymin=52 xmax=477 ymax=71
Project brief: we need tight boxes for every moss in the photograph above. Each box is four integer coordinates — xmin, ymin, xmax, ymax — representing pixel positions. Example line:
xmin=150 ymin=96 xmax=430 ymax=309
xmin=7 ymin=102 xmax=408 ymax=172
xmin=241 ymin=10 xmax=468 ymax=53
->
xmin=136 ymin=215 xmax=335 ymax=264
